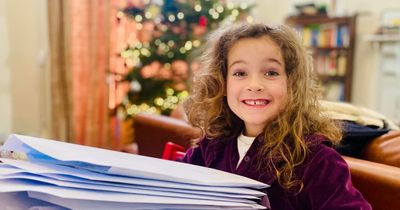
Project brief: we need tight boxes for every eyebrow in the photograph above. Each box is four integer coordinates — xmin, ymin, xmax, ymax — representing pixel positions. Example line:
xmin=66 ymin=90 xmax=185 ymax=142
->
xmin=228 ymin=58 xmax=283 ymax=69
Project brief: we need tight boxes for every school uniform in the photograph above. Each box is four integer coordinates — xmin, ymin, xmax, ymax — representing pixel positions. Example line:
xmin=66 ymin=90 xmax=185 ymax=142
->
xmin=181 ymin=134 xmax=372 ymax=210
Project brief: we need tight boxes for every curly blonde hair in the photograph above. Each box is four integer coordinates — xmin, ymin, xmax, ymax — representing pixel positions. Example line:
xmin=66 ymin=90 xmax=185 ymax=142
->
xmin=184 ymin=23 xmax=342 ymax=191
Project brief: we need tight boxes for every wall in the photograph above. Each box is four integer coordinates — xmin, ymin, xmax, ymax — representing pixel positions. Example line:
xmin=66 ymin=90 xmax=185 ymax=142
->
xmin=0 ymin=0 xmax=50 ymax=142
xmin=0 ymin=0 xmax=12 ymax=141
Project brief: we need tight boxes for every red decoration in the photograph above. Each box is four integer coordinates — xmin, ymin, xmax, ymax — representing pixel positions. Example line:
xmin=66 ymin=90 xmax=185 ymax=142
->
xmin=198 ymin=15 xmax=207 ymax=27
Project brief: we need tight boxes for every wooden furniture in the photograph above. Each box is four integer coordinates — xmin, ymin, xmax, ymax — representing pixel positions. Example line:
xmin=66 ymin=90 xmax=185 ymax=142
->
xmin=286 ymin=15 xmax=357 ymax=102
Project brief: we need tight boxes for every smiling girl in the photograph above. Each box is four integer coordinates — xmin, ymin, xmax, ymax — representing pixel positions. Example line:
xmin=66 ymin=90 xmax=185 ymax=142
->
xmin=181 ymin=23 xmax=371 ymax=209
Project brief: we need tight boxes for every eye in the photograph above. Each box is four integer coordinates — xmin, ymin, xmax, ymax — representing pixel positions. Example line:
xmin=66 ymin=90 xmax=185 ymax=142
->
xmin=265 ymin=70 xmax=280 ymax=77
xmin=232 ymin=71 xmax=247 ymax=77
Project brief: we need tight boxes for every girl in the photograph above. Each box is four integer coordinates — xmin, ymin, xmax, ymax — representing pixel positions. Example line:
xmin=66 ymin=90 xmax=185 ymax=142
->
xmin=181 ymin=23 xmax=371 ymax=209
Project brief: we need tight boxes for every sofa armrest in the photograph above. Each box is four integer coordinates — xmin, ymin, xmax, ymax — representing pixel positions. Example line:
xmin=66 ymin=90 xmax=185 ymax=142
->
xmin=343 ymin=156 xmax=400 ymax=210
xmin=363 ymin=130 xmax=400 ymax=167
xmin=133 ymin=113 xmax=200 ymax=158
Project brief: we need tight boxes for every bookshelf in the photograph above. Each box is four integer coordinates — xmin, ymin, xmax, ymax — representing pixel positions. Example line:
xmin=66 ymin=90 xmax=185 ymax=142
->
xmin=285 ymin=15 xmax=357 ymax=102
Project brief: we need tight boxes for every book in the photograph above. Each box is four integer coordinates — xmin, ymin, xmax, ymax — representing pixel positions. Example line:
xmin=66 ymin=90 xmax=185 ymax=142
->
xmin=0 ymin=134 xmax=269 ymax=209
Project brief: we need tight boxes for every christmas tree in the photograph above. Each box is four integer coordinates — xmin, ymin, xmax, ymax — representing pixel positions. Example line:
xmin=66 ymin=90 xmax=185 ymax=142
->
xmin=120 ymin=0 xmax=253 ymax=116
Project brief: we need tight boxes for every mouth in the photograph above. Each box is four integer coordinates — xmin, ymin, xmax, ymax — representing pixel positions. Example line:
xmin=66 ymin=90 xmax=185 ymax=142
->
xmin=241 ymin=99 xmax=270 ymax=106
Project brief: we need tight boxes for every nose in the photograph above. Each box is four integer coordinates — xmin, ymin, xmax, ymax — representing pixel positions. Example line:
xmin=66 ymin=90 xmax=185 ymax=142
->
xmin=246 ymin=77 xmax=264 ymax=92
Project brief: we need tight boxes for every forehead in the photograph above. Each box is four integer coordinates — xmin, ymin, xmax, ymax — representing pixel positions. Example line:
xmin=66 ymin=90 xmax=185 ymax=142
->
xmin=227 ymin=36 xmax=283 ymax=63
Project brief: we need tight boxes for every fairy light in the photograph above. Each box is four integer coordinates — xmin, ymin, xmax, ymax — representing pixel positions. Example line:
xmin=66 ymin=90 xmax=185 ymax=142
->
xmin=160 ymin=24 xmax=168 ymax=32
xmin=177 ymin=12 xmax=184 ymax=19
xmin=216 ymin=6 xmax=224 ymax=13
xmin=167 ymin=40 xmax=175 ymax=47
xmin=208 ymin=8 xmax=216 ymax=16
xmin=231 ymin=9 xmax=239 ymax=17
xmin=178 ymin=91 xmax=189 ymax=99
xmin=167 ymin=52 xmax=174 ymax=58
xmin=212 ymin=13 xmax=220 ymax=19
xmin=140 ymin=48 xmax=151 ymax=57
xmin=193 ymin=40 xmax=201 ymax=47
xmin=158 ymin=42 xmax=166 ymax=50
xmin=135 ymin=15 xmax=143 ymax=22
xmin=166 ymin=88 xmax=174 ymax=96
xmin=120 ymin=50 xmax=130 ymax=58
xmin=227 ymin=2 xmax=234 ymax=9
xmin=117 ymin=11 xmax=124 ymax=19
xmin=194 ymin=4 xmax=202 ymax=12
xmin=164 ymin=63 xmax=171 ymax=69
xmin=246 ymin=16 xmax=254 ymax=23
xmin=145 ymin=11 xmax=152 ymax=19
xmin=125 ymin=59 xmax=135 ymax=68
xmin=155 ymin=39 xmax=161 ymax=46
xmin=170 ymin=96 xmax=178 ymax=103
xmin=240 ymin=2 xmax=248 ymax=10
xmin=154 ymin=97 xmax=164 ymax=106
xmin=168 ymin=14 xmax=176 ymax=22
xmin=133 ymin=50 xmax=140 ymax=57
xmin=136 ymin=23 xmax=143 ymax=30
xmin=179 ymin=47 xmax=186 ymax=54
xmin=184 ymin=41 xmax=193 ymax=50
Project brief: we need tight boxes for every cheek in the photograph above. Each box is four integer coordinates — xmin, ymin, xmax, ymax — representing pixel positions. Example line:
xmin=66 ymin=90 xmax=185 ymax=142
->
xmin=272 ymin=81 xmax=288 ymax=102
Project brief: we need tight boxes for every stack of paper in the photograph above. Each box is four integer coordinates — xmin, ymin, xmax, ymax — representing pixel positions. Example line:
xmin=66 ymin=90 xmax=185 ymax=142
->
xmin=0 ymin=134 xmax=269 ymax=210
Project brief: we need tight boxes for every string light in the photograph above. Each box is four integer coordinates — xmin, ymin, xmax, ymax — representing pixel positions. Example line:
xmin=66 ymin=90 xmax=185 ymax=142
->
xmin=184 ymin=41 xmax=192 ymax=50
xmin=134 ymin=15 xmax=143 ymax=22
xmin=212 ymin=13 xmax=219 ymax=19
xmin=166 ymin=88 xmax=174 ymax=96
xmin=179 ymin=47 xmax=186 ymax=54
xmin=154 ymin=97 xmax=164 ymax=106
xmin=133 ymin=50 xmax=140 ymax=57
xmin=246 ymin=16 xmax=254 ymax=23
xmin=240 ymin=2 xmax=248 ymax=10
xmin=145 ymin=12 xmax=152 ymax=19
xmin=208 ymin=8 xmax=216 ymax=16
xmin=231 ymin=9 xmax=239 ymax=17
xmin=227 ymin=2 xmax=234 ymax=9
xmin=167 ymin=40 xmax=175 ymax=47
xmin=164 ymin=63 xmax=171 ymax=69
xmin=177 ymin=12 xmax=184 ymax=19
xmin=117 ymin=11 xmax=124 ymax=19
xmin=158 ymin=43 xmax=166 ymax=51
xmin=193 ymin=40 xmax=201 ymax=47
xmin=194 ymin=4 xmax=202 ymax=12
xmin=216 ymin=6 xmax=224 ymax=13
xmin=168 ymin=14 xmax=176 ymax=22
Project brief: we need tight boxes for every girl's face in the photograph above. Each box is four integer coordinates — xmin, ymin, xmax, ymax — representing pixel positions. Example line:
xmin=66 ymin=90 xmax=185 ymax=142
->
xmin=226 ymin=36 xmax=287 ymax=137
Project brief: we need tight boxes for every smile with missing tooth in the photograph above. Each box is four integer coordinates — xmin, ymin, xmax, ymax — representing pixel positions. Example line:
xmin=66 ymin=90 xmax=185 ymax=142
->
xmin=242 ymin=99 xmax=270 ymax=105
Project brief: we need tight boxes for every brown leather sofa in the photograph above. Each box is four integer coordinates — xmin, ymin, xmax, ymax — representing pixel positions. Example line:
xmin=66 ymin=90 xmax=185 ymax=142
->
xmin=128 ymin=113 xmax=400 ymax=210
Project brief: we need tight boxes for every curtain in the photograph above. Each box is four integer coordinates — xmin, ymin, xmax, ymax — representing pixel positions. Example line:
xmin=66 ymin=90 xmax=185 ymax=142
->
xmin=47 ymin=0 xmax=110 ymax=148
xmin=47 ymin=0 xmax=74 ymax=142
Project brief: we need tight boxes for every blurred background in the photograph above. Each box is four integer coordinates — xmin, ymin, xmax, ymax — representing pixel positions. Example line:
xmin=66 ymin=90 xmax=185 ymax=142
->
xmin=1 ymin=0 xmax=399 ymax=149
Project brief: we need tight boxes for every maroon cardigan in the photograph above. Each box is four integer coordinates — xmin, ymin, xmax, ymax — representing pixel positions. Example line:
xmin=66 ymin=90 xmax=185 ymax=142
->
xmin=181 ymin=134 xmax=372 ymax=210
